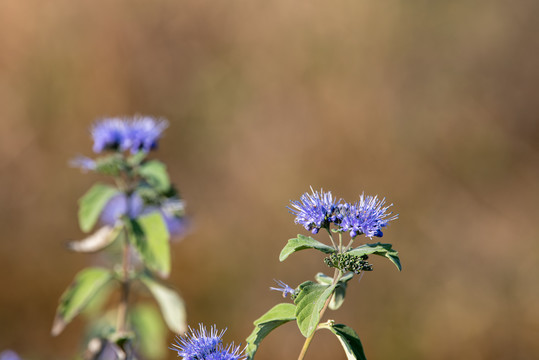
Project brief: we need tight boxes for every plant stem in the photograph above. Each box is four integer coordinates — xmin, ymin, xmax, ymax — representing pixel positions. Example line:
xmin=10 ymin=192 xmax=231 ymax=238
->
xmin=297 ymin=268 xmax=342 ymax=360
xmin=326 ymin=229 xmax=337 ymax=249
xmin=116 ymin=177 xmax=134 ymax=334
xmin=116 ymin=231 xmax=130 ymax=333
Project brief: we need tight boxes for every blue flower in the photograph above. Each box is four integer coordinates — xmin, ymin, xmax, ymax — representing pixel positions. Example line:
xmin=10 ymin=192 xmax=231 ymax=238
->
xmin=70 ymin=156 xmax=96 ymax=172
xmin=124 ymin=116 xmax=168 ymax=154
xmin=0 ymin=350 xmax=21 ymax=360
xmin=288 ymin=188 xmax=339 ymax=234
xmin=99 ymin=193 xmax=144 ymax=226
xmin=91 ymin=118 xmax=128 ymax=153
xmin=143 ymin=198 xmax=190 ymax=238
xmin=91 ymin=116 xmax=168 ymax=154
xmin=270 ymin=280 xmax=296 ymax=298
xmin=100 ymin=193 xmax=188 ymax=237
xmin=204 ymin=344 xmax=246 ymax=360
xmin=170 ymin=324 xmax=245 ymax=360
xmin=340 ymin=194 xmax=398 ymax=238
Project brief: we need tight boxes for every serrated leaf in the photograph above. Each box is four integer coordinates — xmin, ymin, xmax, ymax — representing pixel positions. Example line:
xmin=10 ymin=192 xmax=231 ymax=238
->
xmin=319 ymin=323 xmax=367 ymax=360
xmin=78 ymin=183 xmax=119 ymax=233
xmin=279 ymin=234 xmax=336 ymax=262
xmin=140 ymin=273 xmax=186 ymax=334
xmin=347 ymin=243 xmax=402 ymax=271
xmin=67 ymin=224 xmax=122 ymax=253
xmin=294 ymin=281 xmax=336 ymax=338
xmin=128 ymin=213 xmax=171 ymax=277
xmin=246 ymin=303 xmax=296 ymax=359
xmin=52 ymin=267 xmax=112 ymax=336
xmin=130 ymin=304 xmax=167 ymax=359
xmin=138 ymin=160 xmax=170 ymax=192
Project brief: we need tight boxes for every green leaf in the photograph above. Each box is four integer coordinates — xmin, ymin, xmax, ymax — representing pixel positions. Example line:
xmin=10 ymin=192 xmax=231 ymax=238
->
xmin=130 ymin=304 xmax=167 ymax=359
xmin=138 ymin=160 xmax=170 ymax=192
xmin=314 ymin=272 xmax=354 ymax=310
xmin=78 ymin=183 xmax=119 ymax=233
xmin=81 ymin=280 xmax=116 ymax=318
xmin=315 ymin=272 xmax=333 ymax=285
xmin=279 ymin=234 xmax=336 ymax=262
xmin=140 ymin=273 xmax=186 ymax=334
xmin=67 ymin=225 xmax=122 ymax=253
xmin=246 ymin=303 xmax=296 ymax=359
xmin=52 ymin=267 xmax=112 ymax=336
xmin=294 ymin=281 xmax=336 ymax=338
xmin=128 ymin=213 xmax=171 ymax=277
xmin=347 ymin=242 xmax=402 ymax=271
xmin=319 ymin=322 xmax=367 ymax=360
xmin=329 ymin=272 xmax=354 ymax=311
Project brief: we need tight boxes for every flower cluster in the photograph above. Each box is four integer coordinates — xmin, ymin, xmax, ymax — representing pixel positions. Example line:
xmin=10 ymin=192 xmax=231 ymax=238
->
xmin=289 ymin=188 xmax=398 ymax=238
xmin=288 ymin=188 xmax=338 ymax=234
xmin=324 ymin=253 xmax=373 ymax=274
xmin=171 ymin=324 xmax=245 ymax=360
xmin=91 ymin=116 xmax=168 ymax=154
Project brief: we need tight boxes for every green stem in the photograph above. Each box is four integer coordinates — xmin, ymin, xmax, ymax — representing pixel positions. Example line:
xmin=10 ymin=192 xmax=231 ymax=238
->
xmin=116 ymin=229 xmax=130 ymax=334
xmin=344 ymin=238 xmax=354 ymax=252
xmin=116 ymin=174 xmax=135 ymax=335
xmin=297 ymin=268 xmax=342 ymax=360
xmin=326 ymin=228 xmax=337 ymax=249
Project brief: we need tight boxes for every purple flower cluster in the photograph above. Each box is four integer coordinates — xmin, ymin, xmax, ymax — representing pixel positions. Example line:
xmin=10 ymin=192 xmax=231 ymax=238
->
xmin=91 ymin=116 xmax=168 ymax=154
xmin=170 ymin=324 xmax=245 ymax=360
xmin=100 ymin=193 xmax=188 ymax=238
xmin=288 ymin=188 xmax=338 ymax=234
xmin=289 ymin=188 xmax=398 ymax=239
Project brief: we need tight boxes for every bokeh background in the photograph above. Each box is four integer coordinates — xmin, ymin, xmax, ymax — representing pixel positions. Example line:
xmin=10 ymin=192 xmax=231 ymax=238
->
xmin=1 ymin=0 xmax=539 ymax=359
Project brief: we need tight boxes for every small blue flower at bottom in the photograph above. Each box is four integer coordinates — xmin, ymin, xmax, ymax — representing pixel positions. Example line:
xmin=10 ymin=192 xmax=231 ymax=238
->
xmin=270 ymin=280 xmax=296 ymax=298
xmin=0 ymin=350 xmax=21 ymax=360
xmin=171 ymin=324 xmax=246 ymax=360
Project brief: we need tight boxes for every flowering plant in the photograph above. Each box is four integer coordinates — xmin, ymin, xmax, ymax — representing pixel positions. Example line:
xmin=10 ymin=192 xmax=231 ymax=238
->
xmin=245 ymin=188 xmax=401 ymax=360
xmin=52 ymin=116 xmax=188 ymax=359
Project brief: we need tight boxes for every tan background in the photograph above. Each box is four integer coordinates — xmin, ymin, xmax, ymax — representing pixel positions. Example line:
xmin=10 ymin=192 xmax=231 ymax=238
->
xmin=1 ymin=1 xmax=539 ymax=359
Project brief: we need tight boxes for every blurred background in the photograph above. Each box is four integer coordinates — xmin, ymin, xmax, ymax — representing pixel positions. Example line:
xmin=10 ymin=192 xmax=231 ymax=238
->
xmin=1 ymin=0 xmax=538 ymax=359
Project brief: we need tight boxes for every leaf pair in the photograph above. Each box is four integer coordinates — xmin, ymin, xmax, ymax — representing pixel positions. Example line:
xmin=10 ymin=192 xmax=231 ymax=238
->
xmin=246 ymin=302 xmax=366 ymax=360
xmin=280 ymin=234 xmax=402 ymax=271
xmin=51 ymin=268 xmax=186 ymax=336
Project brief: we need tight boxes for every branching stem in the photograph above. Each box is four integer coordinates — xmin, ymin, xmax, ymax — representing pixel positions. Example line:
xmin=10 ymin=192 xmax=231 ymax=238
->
xmin=297 ymin=268 xmax=342 ymax=360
